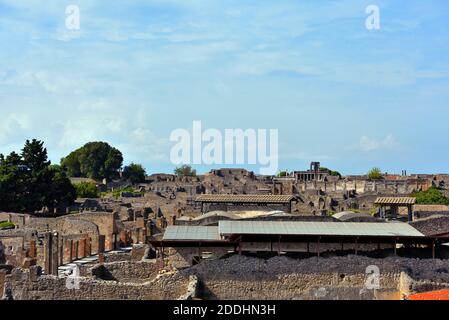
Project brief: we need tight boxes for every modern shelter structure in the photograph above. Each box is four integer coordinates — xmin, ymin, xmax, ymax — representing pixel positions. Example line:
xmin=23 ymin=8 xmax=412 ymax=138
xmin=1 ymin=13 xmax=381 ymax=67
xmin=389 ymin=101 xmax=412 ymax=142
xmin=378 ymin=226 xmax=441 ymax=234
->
xmin=150 ymin=220 xmax=447 ymax=264
xmin=195 ymin=194 xmax=297 ymax=213
xmin=374 ymin=197 xmax=416 ymax=221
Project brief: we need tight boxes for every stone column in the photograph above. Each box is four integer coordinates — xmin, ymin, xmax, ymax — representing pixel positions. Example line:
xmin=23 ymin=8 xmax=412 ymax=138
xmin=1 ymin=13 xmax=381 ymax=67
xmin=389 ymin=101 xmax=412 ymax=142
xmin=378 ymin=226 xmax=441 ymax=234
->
xmin=50 ymin=232 xmax=59 ymax=275
xmin=29 ymin=240 xmax=37 ymax=259
xmin=78 ymin=238 xmax=86 ymax=259
xmin=43 ymin=232 xmax=51 ymax=274
xmin=0 ymin=271 xmax=6 ymax=299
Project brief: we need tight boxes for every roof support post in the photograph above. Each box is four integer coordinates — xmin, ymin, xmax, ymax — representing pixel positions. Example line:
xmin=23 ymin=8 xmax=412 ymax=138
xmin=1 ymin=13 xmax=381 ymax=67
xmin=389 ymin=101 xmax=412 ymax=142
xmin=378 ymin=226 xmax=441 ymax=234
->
xmin=408 ymin=205 xmax=413 ymax=222
xmin=317 ymin=236 xmax=321 ymax=258
xmin=432 ymin=240 xmax=436 ymax=259
xmin=355 ymin=237 xmax=358 ymax=255
xmin=393 ymin=239 xmax=397 ymax=256
xmin=277 ymin=235 xmax=282 ymax=256
xmin=238 ymin=236 xmax=242 ymax=255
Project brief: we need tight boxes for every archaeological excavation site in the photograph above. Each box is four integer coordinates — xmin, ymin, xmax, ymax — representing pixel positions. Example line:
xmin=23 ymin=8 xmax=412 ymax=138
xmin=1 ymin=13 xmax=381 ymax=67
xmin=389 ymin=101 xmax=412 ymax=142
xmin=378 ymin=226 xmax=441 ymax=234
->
xmin=2 ymin=2 xmax=449 ymax=310
xmin=3 ymin=161 xmax=449 ymax=301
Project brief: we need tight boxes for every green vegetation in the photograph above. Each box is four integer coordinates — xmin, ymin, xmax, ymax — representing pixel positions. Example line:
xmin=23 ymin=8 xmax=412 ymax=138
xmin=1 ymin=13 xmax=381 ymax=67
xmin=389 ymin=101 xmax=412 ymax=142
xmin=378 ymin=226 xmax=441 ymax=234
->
xmin=111 ymin=186 xmax=143 ymax=199
xmin=277 ymin=171 xmax=289 ymax=177
xmin=320 ymin=167 xmax=342 ymax=178
xmin=73 ymin=181 xmax=100 ymax=198
xmin=0 ymin=140 xmax=76 ymax=213
xmin=367 ymin=167 xmax=383 ymax=180
xmin=174 ymin=165 xmax=197 ymax=177
xmin=122 ymin=163 xmax=146 ymax=184
xmin=0 ymin=221 xmax=15 ymax=229
xmin=414 ymin=186 xmax=449 ymax=205
xmin=61 ymin=142 xmax=123 ymax=180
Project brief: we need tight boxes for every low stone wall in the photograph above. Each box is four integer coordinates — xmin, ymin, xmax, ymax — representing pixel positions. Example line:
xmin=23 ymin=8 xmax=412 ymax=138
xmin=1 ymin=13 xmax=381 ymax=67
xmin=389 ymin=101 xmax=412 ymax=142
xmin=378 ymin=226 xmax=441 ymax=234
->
xmin=179 ymin=255 xmax=449 ymax=300
xmin=91 ymin=261 xmax=160 ymax=282
xmin=104 ymin=251 xmax=131 ymax=263
xmin=5 ymin=254 xmax=449 ymax=300
xmin=178 ymin=275 xmax=199 ymax=300
xmin=3 ymin=266 xmax=190 ymax=300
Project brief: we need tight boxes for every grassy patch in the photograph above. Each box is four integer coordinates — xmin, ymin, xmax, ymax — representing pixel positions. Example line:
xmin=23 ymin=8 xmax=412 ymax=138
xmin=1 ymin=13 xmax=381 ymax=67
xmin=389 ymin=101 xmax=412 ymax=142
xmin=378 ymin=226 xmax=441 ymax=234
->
xmin=0 ymin=221 xmax=15 ymax=229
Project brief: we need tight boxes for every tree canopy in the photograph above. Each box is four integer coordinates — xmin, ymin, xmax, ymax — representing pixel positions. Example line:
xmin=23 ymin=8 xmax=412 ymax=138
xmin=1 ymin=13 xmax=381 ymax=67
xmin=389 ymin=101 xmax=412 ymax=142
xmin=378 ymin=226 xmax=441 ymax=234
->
xmin=367 ymin=167 xmax=383 ymax=180
xmin=277 ymin=170 xmax=289 ymax=177
xmin=320 ymin=167 xmax=342 ymax=178
xmin=174 ymin=165 xmax=196 ymax=177
xmin=61 ymin=142 xmax=123 ymax=180
xmin=122 ymin=163 xmax=146 ymax=184
xmin=0 ymin=139 xmax=76 ymax=213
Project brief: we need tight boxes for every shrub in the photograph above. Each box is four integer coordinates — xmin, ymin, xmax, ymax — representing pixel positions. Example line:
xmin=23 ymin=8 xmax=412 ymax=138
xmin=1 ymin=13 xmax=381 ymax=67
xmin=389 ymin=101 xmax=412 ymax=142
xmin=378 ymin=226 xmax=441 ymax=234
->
xmin=74 ymin=182 xmax=100 ymax=198
xmin=414 ymin=186 xmax=449 ymax=205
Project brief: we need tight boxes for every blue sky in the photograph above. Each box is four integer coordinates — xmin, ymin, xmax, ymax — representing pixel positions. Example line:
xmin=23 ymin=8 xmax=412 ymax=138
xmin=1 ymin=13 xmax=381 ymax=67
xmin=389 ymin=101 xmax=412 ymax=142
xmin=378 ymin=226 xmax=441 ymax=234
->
xmin=0 ymin=0 xmax=449 ymax=175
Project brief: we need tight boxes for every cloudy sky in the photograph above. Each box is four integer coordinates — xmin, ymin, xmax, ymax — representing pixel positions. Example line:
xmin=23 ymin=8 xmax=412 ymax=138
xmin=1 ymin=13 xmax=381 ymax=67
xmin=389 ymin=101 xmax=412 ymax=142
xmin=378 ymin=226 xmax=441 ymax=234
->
xmin=1 ymin=0 xmax=449 ymax=175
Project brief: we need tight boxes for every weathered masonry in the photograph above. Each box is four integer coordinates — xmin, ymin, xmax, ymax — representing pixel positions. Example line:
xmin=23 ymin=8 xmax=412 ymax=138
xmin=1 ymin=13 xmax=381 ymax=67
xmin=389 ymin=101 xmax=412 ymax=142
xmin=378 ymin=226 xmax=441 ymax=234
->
xmin=195 ymin=194 xmax=297 ymax=213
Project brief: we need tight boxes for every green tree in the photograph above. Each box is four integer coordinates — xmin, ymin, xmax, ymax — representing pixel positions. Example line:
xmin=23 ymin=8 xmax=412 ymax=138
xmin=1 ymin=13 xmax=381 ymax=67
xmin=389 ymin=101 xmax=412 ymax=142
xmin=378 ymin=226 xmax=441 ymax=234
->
xmin=61 ymin=142 xmax=123 ymax=180
xmin=22 ymin=139 xmax=50 ymax=172
xmin=320 ymin=167 xmax=342 ymax=178
xmin=367 ymin=167 xmax=383 ymax=180
xmin=0 ymin=140 xmax=76 ymax=213
xmin=122 ymin=163 xmax=146 ymax=184
xmin=0 ymin=152 xmax=29 ymax=212
xmin=414 ymin=186 xmax=449 ymax=205
xmin=73 ymin=181 xmax=100 ymax=198
xmin=174 ymin=165 xmax=197 ymax=177
xmin=277 ymin=171 xmax=288 ymax=177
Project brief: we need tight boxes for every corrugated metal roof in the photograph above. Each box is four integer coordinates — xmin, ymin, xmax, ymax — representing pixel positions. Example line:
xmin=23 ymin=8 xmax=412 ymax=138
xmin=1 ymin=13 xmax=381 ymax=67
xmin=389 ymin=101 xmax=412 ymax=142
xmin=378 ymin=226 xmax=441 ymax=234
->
xmin=374 ymin=197 xmax=416 ymax=205
xmin=195 ymin=194 xmax=296 ymax=204
xmin=219 ymin=220 xmax=424 ymax=237
xmin=163 ymin=226 xmax=220 ymax=241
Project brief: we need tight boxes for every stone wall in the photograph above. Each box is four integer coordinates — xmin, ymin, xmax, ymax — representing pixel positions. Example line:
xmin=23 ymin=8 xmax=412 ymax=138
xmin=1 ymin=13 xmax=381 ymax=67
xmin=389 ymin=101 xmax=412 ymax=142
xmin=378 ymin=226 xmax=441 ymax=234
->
xmin=0 ymin=237 xmax=26 ymax=266
xmin=91 ymin=261 xmax=160 ymax=282
xmin=297 ymin=179 xmax=430 ymax=195
xmin=179 ymin=255 xmax=449 ymax=300
xmin=66 ymin=212 xmax=116 ymax=251
xmin=3 ymin=266 xmax=190 ymax=300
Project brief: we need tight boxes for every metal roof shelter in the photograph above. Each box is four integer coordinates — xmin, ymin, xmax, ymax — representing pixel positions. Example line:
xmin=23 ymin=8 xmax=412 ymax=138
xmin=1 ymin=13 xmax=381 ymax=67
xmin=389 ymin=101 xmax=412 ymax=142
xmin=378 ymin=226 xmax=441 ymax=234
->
xmin=218 ymin=220 xmax=424 ymax=238
xmin=375 ymin=197 xmax=416 ymax=221
xmin=195 ymin=194 xmax=297 ymax=213
xmin=163 ymin=226 xmax=220 ymax=241
xmin=151 ymin=226 xmax=230 ymax=249
xmin=149 ymin=220 xmax=449 ymax=259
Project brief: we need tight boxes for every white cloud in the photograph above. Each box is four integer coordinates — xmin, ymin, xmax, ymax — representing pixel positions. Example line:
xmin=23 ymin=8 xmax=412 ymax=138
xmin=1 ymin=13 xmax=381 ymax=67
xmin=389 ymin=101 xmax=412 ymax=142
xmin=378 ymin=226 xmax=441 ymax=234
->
xmin=59 ymin=116 xmax=123 ymax=148
xmin=359 ymin=134 xmax=397 ymax=152
xmin=0 ymin=113 xmax=31 ymax=143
